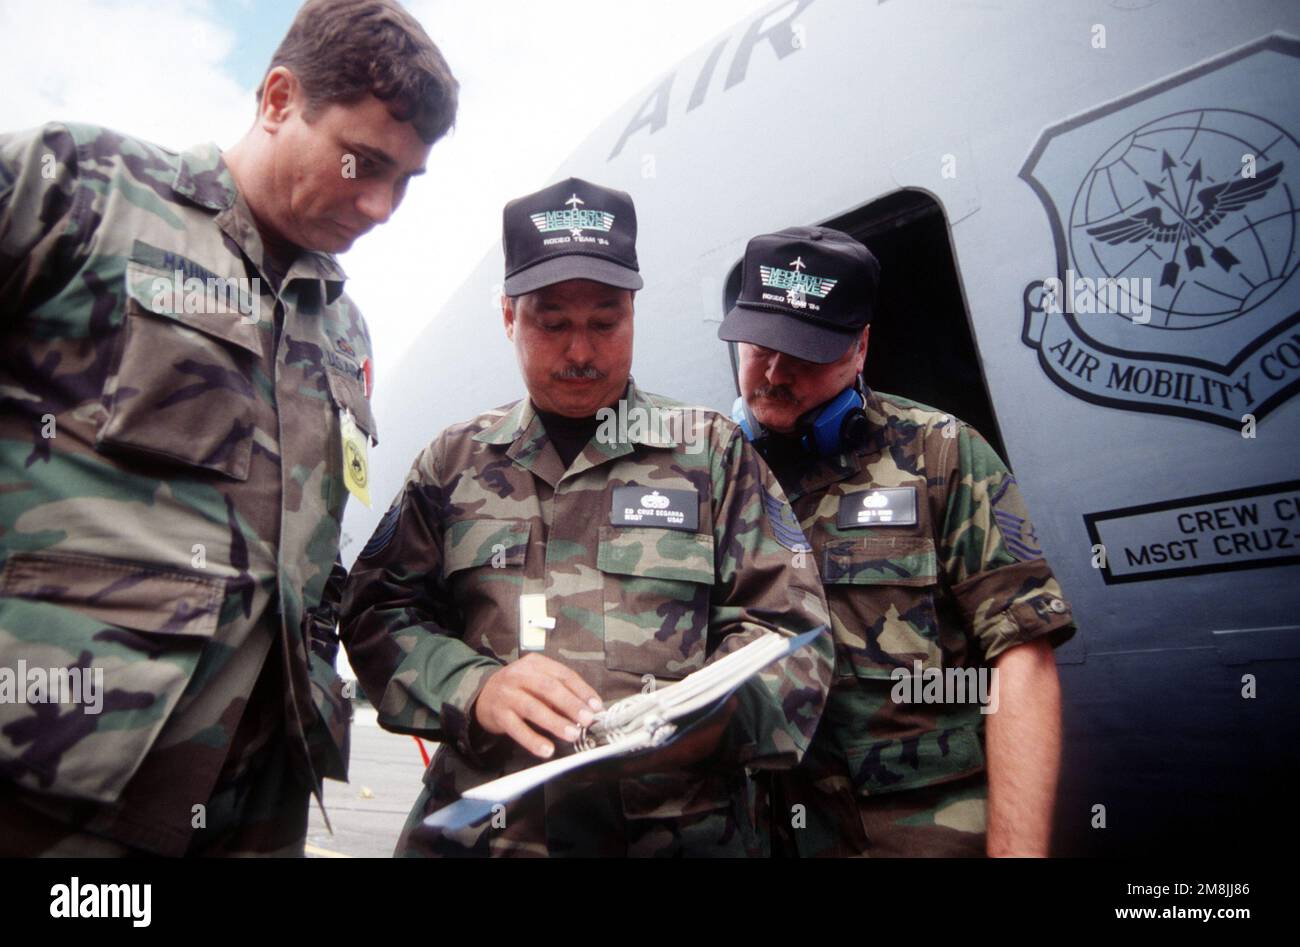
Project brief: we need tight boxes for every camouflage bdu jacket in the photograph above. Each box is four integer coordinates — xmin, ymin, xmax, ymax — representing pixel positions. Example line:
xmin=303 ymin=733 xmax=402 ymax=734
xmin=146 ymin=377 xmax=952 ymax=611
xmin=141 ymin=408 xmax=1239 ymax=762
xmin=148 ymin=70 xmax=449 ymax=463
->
xmin=341 ymin=380 xmax=834 ymax=856
xmin=0 ymin=124 xmax=372 ymax=854
xmin=766 ymin=389 xmax=1076 ymax=857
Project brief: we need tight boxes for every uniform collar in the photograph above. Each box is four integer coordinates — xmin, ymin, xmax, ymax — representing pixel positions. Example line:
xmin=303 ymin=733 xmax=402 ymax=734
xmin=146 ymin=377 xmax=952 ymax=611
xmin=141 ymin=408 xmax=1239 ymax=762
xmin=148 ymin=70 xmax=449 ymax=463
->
xmin=173 ymin=143 xmax=348 ymax=303
xmin=474 ymin=376 xmax=664 ymax=446
xmin=474 ymin=377 xmax=670 ymax=486
xmin=607 ymin=379 xmax=683 ymax=449
xmin=475 ymin=395 xmax=541 ymax=448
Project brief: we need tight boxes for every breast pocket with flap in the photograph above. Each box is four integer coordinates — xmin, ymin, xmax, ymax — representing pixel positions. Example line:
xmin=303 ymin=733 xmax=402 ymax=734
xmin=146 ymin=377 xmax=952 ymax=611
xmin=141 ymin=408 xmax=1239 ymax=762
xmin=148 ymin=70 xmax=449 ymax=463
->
xmin=818 ymin=532 xmax=943 ymax=681
xmin=597 ymin=525 xmax=715 ymax=680
xmin=97 ymin=260 xmax=264 ymax=481
xmin=442 ymin=518 xmax=530 ymax=663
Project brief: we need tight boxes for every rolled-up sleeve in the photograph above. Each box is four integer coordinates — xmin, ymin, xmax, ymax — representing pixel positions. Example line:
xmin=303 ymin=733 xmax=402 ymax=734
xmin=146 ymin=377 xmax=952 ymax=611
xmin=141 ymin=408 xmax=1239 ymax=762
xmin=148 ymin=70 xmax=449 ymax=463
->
xmin=938 ymin=423 xmax=1076 ymax=662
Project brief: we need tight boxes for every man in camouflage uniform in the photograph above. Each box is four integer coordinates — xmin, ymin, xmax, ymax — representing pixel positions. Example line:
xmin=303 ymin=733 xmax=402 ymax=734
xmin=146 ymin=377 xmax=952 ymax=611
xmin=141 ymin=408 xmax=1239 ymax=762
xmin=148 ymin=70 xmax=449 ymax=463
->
xmin=719 ymin=226 xmax=1076 ymax=856
xmin=341 ymin=178 xmax=833 ymax=857
xmin=0 ymin=0 xmax=457 ymax=855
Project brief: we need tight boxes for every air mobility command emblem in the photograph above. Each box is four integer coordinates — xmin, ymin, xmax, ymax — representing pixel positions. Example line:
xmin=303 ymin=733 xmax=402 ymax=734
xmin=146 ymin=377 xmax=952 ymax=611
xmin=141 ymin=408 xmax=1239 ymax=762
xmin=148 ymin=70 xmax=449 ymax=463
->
xmin=1020 ymin=36 xmax=1300 ymax=429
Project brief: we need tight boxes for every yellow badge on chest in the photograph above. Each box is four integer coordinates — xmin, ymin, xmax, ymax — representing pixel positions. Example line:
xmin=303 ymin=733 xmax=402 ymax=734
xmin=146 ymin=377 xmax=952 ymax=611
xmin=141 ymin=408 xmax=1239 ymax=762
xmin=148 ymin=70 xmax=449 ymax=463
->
xmin=340 ymin=408 xmax=371 ymax=508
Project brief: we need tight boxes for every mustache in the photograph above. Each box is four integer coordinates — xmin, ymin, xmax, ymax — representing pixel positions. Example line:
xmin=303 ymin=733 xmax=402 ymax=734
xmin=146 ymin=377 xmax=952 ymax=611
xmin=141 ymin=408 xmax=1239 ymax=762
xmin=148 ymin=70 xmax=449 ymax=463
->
xmin=554 ymin=365 xmax=605 ymax=381
xmin=750 ymin=384 xmax=798 ymax=404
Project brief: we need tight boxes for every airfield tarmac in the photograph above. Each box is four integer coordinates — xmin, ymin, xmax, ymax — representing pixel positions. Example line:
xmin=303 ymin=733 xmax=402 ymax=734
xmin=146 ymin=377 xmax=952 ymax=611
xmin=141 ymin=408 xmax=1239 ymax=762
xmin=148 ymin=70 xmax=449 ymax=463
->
xmin=305 ymin=704 xmax=429 ymax=858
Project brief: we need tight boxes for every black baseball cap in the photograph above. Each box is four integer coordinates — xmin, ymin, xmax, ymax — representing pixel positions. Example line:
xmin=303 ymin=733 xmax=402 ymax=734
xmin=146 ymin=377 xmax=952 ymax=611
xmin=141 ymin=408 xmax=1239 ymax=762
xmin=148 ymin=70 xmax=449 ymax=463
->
xmin=502 ymin=177 xmax=644 ymax=296
xmin=718 ymin=226 xmax=880 ymax=364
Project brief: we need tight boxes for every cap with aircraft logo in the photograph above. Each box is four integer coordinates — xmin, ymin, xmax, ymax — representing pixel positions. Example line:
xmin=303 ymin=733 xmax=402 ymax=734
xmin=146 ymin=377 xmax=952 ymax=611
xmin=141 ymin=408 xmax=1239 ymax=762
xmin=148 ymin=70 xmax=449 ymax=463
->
xmin=502 ymin=176 xmax=644 ymax=295
xmin=718 ymin=225 xmax=880 ymax=364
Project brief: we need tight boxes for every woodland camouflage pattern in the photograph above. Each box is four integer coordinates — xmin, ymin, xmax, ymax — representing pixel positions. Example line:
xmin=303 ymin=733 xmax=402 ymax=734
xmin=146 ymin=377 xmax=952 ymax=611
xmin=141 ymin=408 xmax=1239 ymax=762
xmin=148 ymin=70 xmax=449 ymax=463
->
xmin=341 ymin=379 xmax=834 ymax=856
xmin=763 ymin=389 xmax=1076 ymax=857
xmin=0 ymin=123 xmax=374 ymax=855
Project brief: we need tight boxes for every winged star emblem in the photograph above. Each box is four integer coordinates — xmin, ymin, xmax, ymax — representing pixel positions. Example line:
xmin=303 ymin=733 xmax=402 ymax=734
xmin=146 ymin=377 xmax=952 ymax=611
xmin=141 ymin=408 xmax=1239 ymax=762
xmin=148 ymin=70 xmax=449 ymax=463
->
xmin=1086 ymin=156 xmax=1283 ymax=287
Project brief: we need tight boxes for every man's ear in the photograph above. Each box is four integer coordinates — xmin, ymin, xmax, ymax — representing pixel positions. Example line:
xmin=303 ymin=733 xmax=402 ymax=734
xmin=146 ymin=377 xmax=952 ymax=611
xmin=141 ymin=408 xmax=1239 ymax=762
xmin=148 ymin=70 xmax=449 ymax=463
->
xmin=258 ymin=67 xmax=301 ymax=132
xmin=852 ymin=326 xmax=870 ymax=372
xmin=502 ymin=294 xmax=516 ymax=341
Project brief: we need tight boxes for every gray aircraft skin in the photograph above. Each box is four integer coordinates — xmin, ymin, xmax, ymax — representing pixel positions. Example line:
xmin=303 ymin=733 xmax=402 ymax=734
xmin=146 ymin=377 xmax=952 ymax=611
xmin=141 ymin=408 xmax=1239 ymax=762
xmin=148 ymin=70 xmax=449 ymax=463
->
xmin=344 ymin=0 xmax=1300 ymax=855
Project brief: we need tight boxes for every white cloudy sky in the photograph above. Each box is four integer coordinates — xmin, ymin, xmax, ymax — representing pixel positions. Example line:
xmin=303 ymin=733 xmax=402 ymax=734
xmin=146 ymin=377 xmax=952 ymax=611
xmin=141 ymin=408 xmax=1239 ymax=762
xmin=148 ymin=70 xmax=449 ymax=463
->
xmin=0 ymin=0 xmax=772 ymax=377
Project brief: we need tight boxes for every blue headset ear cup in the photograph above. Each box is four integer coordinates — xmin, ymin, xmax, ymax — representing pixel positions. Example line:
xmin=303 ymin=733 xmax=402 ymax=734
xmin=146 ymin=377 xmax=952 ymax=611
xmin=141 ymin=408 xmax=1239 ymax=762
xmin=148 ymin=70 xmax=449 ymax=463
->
xmin=841 ymin=408 xmax=871 ymax=451
xmin=734 ymin=389 xmax=867 ymax=458
xmin=731 ymin=396 xmax=762 ymax=443
xmin=806 ymin=387 xmax=865 ymax=456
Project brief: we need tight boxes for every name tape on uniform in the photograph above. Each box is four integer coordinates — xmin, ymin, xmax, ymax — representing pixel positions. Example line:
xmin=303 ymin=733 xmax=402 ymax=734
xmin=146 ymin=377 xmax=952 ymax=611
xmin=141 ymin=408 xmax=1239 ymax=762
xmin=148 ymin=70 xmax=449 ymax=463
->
xmin=837 ymin=487 xmax=918 ymax=528
xmin=610 ymin=486 xmax=699 ymax=531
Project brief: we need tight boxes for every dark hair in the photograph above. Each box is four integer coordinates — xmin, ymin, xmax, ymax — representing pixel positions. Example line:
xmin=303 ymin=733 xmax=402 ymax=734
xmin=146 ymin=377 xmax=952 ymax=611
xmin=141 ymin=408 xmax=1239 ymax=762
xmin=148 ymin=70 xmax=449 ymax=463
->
xmin=259 ymin=0 xmax=458 ymax=144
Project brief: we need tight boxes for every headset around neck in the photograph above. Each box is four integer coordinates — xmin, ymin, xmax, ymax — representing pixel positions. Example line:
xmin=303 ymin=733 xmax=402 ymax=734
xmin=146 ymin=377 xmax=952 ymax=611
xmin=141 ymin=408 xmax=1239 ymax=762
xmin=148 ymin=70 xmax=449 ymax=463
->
xmin=732 ymin=377 xmax=871 ymax=460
